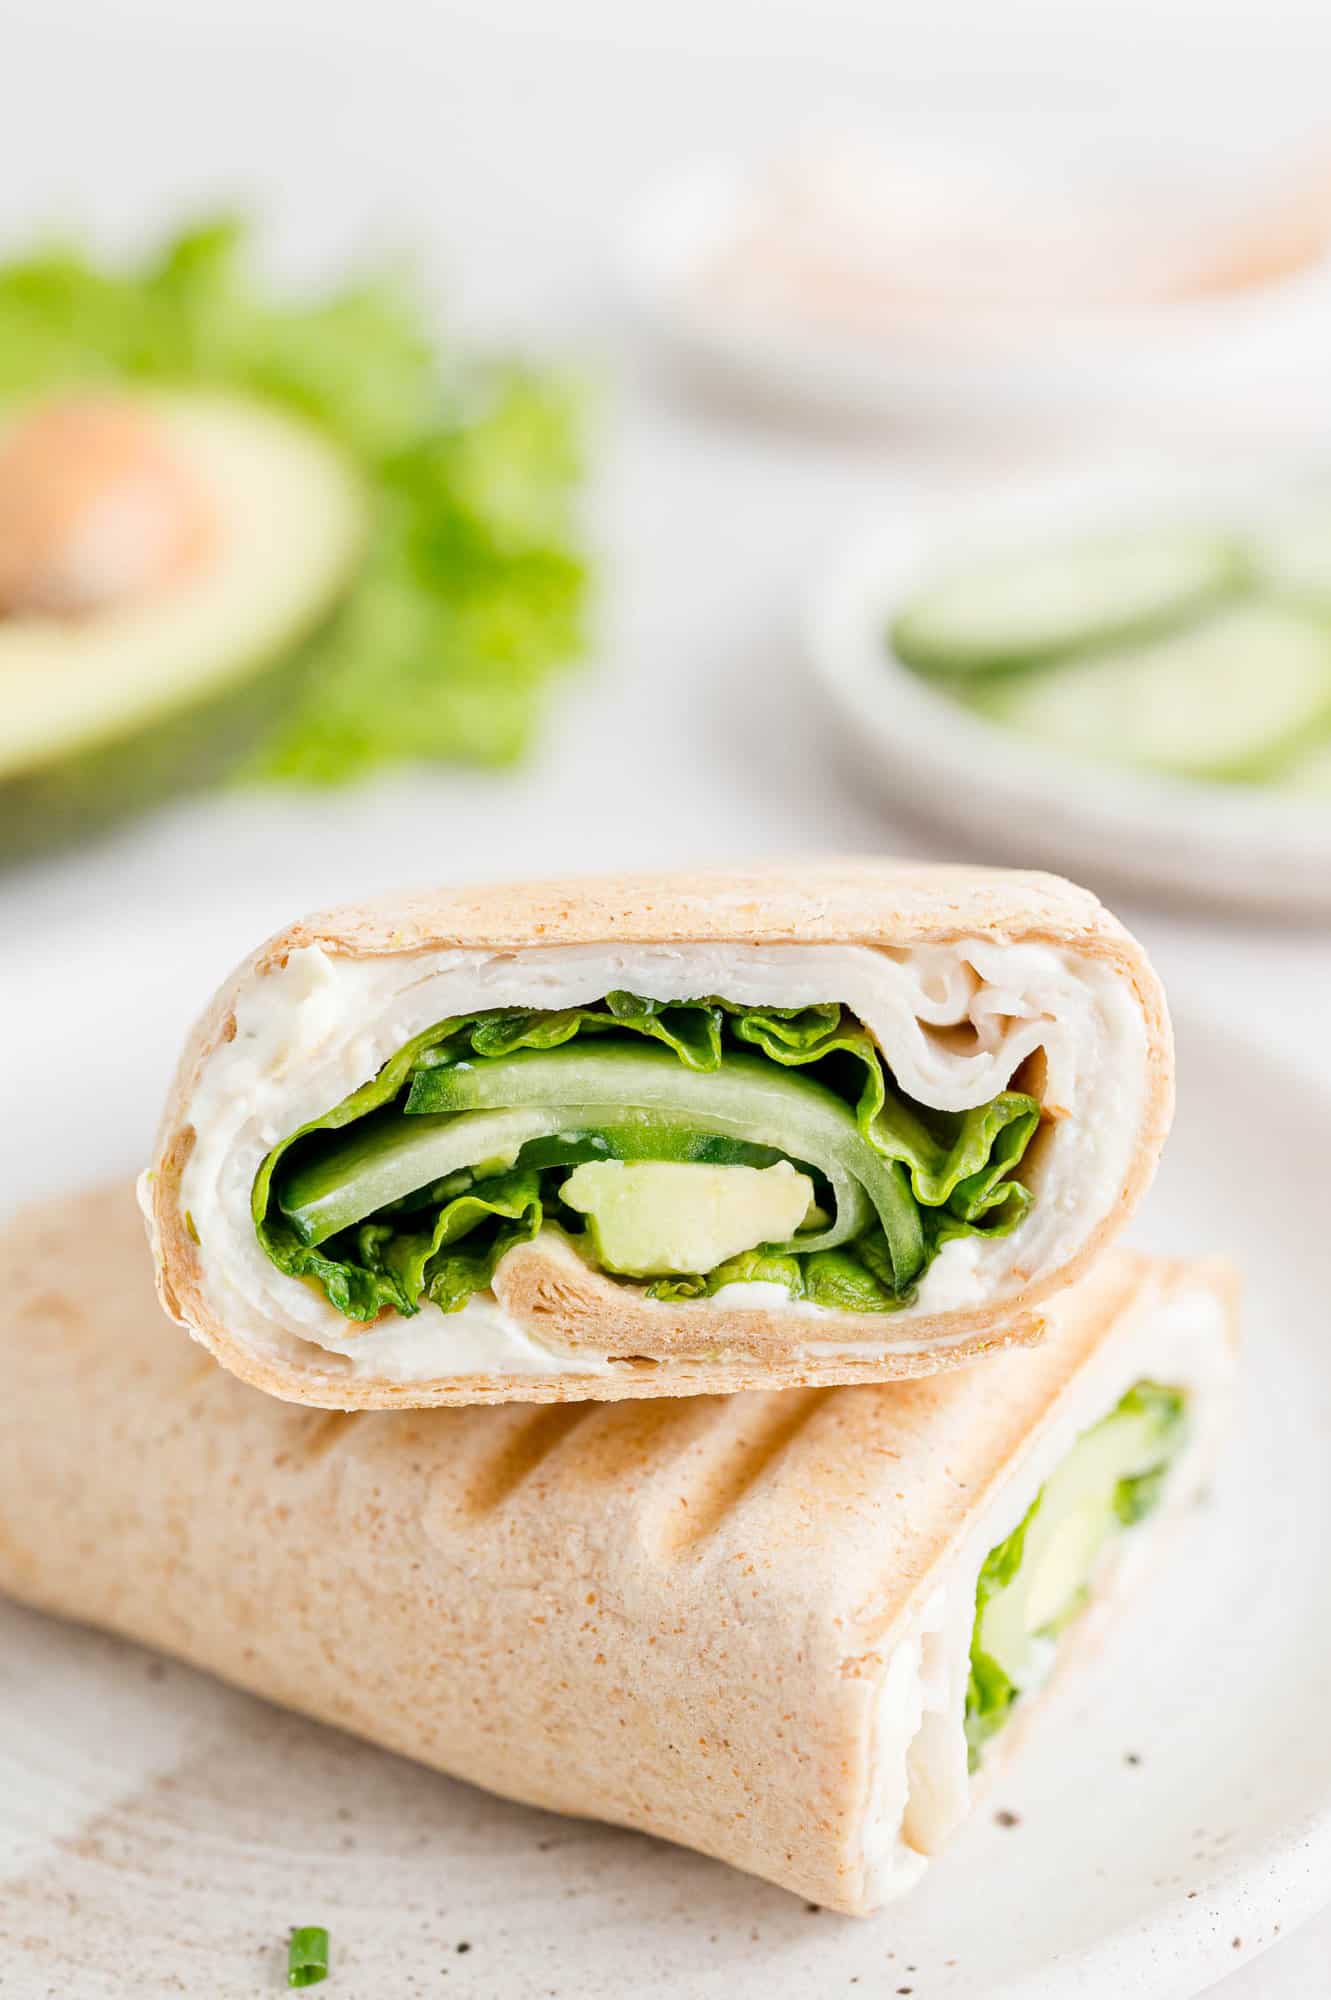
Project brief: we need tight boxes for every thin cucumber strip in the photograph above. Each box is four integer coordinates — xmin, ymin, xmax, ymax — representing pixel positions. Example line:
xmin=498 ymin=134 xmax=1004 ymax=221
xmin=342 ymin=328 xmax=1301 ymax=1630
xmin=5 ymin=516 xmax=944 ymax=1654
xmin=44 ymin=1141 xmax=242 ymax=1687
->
xmin=279 ymin=1107 xmax=551 ymax=1243
xmin=970 ymin=601 xmax=1331 ymax=780
xmin=279 ymin=1046 xmax=912 ymax=1277
xmin=281 ymin=1110 xmax=814 ymax=1241
xmin=891 ymin=526 xmax=1245 ymax=678
xmin=406 ymin=1043 xmax=921 ymax=1279
xmin=283 ymin=1102 xmax=879 ymax=1265
xmin=513 ymin=1130 xmax=787 ymax=1173
xmin=407 ymin=1040 xmax=851 ymax=1120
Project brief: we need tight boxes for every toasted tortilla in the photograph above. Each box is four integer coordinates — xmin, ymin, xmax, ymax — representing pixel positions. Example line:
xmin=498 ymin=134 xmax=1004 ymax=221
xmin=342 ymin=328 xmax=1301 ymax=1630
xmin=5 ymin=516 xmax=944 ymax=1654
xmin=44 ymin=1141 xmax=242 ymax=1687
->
xmin=0 ymin=1182 xmax=1232 ymax=1911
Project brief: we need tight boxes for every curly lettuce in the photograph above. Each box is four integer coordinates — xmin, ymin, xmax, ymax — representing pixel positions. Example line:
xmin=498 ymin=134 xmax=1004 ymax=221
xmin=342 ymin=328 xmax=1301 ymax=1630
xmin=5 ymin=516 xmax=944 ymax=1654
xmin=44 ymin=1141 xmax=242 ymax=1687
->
xmin=256 ymin=993 xmax=1042 ymax=1322
xmin=0 ymin=215 xmax=587 ymax=778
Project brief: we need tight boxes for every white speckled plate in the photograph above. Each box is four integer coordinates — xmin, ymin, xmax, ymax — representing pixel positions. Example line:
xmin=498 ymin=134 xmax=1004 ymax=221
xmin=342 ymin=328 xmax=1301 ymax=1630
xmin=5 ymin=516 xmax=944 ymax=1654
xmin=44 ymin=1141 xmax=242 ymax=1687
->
xmin=806 ymin=457 xmax=1331 ymax=916
xmin=2 ymin=914 xmax=1330 ymax=1998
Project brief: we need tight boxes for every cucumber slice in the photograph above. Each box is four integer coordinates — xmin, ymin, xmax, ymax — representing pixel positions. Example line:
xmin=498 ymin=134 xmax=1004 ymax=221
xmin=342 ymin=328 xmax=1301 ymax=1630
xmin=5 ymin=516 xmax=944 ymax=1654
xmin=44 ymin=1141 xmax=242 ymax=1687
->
xmin=340 ymin=1127 xmax=798 ymax=1224
xmin=285 ymin=1112 xmax=787 ymax=1232
xmin=1253 ymin=503 xmax=1331 ymax=613
xmin=289 ymin=1112 xmax=877 ymax=1265
xmin=279 ymin=1102 xmax=873 ymax=1261
xmin=891 ymin=526 xmax=1244 ymax=677
xmin=516 ymin=1130 xmax=786 ymax=1173
xmin=280 ymin=1107 xmax=550 ymax=1242
xmin=971 ymin=601 xmax=1331 ymax=780
xmin=280 ymin=1108 xmax=825 ymax=1243
xmin=407 ymin=1042 xmax=915 ymax=1267
xmin=281 ymin=1043 xmax=918 ymax=1280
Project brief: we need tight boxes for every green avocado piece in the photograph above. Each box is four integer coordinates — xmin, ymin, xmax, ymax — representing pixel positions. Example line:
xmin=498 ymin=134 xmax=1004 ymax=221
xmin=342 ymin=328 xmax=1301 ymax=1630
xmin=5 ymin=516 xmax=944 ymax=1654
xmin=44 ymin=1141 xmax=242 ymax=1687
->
xmin=0 ymin=388 xmax=366 ymax=863
xmin=975 ymin=1385 xmax=1185 ymax=1696
xmin=559 ymin=1158 xmax=816 ymax=1278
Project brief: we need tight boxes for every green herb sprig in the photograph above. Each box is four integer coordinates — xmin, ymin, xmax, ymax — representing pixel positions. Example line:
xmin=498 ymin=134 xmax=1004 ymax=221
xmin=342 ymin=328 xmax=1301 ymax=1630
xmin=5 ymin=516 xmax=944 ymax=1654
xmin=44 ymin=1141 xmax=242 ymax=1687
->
xmin=287 ymin=1926 xmax=330 ymax=1988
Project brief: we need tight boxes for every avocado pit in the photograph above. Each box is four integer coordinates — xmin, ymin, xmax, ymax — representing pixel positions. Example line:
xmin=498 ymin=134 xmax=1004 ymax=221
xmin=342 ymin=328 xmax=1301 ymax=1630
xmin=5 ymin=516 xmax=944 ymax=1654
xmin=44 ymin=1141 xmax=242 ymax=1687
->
xmin=0 ymin=394 xmax=216 ymax=619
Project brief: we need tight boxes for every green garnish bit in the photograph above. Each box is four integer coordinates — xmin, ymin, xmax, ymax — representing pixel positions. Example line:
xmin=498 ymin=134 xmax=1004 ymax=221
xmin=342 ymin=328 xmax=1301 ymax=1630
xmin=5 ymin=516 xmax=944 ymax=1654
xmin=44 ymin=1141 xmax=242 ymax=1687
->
xmin=287 ymin=1926 xmax=330 ymax=1987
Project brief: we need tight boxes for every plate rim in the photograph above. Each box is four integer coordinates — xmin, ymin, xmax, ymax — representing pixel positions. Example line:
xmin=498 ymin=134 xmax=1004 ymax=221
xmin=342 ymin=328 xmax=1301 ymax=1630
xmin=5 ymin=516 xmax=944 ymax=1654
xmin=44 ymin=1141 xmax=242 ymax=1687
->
xmin=621 ymin=152 xmax=1331 ymax=420
xmin=1013 ymin=1013 xmax=1331 ymax=1997
xmin=803 ymin=461 xmax=1331 ymax=915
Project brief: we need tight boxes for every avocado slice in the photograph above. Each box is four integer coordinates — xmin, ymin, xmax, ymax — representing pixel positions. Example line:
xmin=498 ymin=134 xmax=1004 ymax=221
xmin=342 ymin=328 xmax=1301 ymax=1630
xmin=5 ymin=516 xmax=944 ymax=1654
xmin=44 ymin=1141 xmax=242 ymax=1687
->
xmin=560 ymin=1158 xmax=817 ymax=1278
xmin=0 ymin=388 xmax=366 ymax=861
xmin=965 ymin=1381 xmax=1187 ymax=1768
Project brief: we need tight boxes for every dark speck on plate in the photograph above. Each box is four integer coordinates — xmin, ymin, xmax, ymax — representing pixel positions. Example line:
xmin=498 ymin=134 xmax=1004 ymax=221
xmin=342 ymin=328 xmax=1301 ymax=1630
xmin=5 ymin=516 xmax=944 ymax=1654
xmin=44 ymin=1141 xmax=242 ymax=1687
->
xmin=995 ymin=1808 xmax=1020 ymax=1828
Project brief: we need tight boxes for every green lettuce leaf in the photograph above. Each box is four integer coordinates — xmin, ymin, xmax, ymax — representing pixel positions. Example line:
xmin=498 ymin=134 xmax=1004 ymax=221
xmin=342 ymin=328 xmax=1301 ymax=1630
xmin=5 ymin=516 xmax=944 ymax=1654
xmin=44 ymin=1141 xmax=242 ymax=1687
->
xmin=256 ymin=992 xmax=1041 ymax=1322
xmin=647 ymin=1247 xmax=806 ymax=1303
xmin=258 ymin=1167 xmax=545 ymax=1322
xmin=963 ymin=1517 xmax=1031 ymax=1770
xmin=0 ymin=214 xmax=587 ymax=778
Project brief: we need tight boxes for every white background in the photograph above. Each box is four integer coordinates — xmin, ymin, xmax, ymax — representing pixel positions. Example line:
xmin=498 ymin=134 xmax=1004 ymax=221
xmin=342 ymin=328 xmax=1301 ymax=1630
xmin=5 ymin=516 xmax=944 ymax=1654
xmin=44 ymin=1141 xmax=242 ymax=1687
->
xmin=3 ymin=2 xmax=1330 ymax=1990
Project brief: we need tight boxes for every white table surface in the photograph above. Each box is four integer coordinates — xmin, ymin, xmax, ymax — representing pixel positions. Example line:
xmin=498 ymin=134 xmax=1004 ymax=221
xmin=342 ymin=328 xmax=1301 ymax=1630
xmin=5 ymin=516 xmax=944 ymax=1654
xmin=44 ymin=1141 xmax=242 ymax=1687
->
xmin=4 ymin=2 xmax=1331 ymax=1989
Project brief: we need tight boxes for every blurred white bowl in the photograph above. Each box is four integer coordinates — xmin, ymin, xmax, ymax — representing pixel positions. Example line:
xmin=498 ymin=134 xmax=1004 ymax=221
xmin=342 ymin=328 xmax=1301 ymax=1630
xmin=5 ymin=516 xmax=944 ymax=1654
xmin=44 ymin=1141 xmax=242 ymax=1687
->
xmin=805 ymin=455 xmax=1331 ymax=915
xmin=624 ymin=150 xmax=1331 ymax=423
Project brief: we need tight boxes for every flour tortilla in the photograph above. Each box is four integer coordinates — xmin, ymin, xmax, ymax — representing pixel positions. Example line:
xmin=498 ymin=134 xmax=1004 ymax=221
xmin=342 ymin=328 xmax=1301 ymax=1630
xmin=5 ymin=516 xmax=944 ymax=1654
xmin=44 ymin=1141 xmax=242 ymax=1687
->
xmin=0 ymin=1182 xmax=1231 ymax=1912
xmin=145 ymin=861 xmax=1173 ymax=1405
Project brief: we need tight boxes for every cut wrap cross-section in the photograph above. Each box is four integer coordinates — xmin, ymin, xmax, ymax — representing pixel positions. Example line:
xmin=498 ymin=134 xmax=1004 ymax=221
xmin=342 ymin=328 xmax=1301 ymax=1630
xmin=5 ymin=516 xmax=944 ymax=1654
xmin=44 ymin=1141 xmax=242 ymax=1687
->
xmin=142 ymin=862 xmax=1173 ymax=1407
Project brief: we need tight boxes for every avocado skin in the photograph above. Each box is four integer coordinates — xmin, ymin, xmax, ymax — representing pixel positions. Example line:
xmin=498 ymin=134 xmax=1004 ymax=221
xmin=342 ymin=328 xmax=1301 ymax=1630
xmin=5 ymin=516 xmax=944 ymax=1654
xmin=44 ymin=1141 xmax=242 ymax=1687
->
xmin=0 ymin=627 xmax=320 ymax=865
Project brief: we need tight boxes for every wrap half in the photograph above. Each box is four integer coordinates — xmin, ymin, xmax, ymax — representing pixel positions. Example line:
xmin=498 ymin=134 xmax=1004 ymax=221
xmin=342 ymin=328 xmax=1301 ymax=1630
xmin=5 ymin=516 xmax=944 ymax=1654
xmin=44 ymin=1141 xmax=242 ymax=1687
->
xmin=144 ymin=861 xmax=1172 ymax=1405
xmin=0 ymin=1183 xmax=1234 ymax=1913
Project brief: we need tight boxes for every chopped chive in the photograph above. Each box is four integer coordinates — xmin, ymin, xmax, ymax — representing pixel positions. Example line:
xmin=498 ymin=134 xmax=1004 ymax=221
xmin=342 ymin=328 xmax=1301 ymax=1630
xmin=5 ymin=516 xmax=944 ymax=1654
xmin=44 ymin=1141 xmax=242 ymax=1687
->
xmin=287 ymin=1926 xmax=329 ymax=1987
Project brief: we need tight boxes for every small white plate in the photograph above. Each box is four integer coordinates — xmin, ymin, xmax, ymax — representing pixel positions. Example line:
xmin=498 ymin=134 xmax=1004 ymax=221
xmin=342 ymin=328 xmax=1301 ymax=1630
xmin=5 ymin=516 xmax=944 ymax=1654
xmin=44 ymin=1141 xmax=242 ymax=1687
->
xmin=806 ymin=459 xmax=1331 ymax=915
xmin=3 ymin=915 xmax=1330 ymax=1997
xmin=623 ymin=154 xmax=1331 ymax=425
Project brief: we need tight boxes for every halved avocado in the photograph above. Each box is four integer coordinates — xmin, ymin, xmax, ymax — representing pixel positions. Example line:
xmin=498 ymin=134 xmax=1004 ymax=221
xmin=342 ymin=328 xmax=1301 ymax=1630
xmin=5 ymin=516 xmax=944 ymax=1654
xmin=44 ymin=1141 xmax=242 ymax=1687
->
xmin=0 ymin=388 xmax=366 ymax=862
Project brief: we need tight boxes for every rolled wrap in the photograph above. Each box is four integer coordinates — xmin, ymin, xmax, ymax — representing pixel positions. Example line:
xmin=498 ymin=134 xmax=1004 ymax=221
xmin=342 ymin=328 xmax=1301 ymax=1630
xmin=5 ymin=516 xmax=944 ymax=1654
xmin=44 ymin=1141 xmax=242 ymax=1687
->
xmin=0 ymin=1184 xmax=1233 ymax=1913
xmin=144 ymin=861 xmax=1173 ymax=1406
